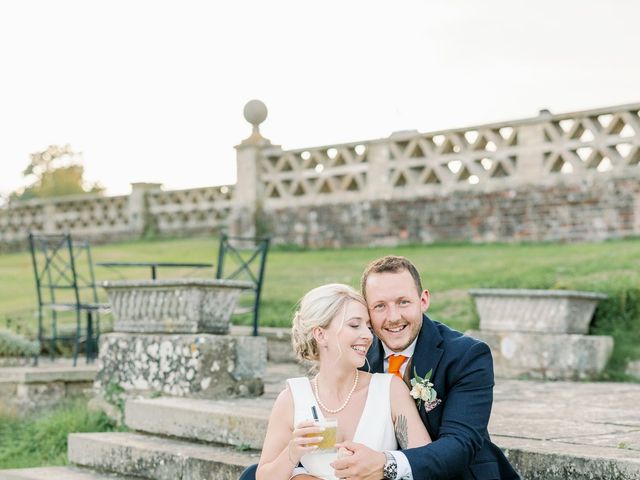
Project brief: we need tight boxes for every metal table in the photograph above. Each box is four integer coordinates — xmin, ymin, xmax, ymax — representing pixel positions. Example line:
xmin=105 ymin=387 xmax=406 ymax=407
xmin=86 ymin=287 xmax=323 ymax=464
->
xmin=96 ymin=261 xmax=213 ymax=280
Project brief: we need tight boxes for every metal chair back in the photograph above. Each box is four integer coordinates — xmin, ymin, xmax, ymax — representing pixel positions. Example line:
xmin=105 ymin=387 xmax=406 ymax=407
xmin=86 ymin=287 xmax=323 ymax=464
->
xmin=215 ymin=233 xmax=270 ymax=336
xmin=28 ymin=232 xmax=109 ymax=365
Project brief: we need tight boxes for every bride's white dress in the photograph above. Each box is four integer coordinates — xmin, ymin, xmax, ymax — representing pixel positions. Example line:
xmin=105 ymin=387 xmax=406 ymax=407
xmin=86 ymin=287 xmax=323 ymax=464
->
xmin=287 ymin=373 xmax=398 ymax=480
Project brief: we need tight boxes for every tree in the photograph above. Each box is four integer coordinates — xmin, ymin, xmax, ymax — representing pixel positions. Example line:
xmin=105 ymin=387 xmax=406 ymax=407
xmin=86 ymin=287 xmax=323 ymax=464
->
xmin=11 ymin=145 xmax=104 ymax=201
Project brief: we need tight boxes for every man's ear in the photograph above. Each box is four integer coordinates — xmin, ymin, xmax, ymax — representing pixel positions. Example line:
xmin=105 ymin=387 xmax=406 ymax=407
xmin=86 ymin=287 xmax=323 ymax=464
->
xmin=420 ymin=289 xmax=431 ymax=312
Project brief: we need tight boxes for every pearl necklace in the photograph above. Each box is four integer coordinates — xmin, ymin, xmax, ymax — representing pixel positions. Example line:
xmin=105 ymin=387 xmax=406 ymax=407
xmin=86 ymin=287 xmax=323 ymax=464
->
xmin=313 ymin=370 xmax=359 ymax=414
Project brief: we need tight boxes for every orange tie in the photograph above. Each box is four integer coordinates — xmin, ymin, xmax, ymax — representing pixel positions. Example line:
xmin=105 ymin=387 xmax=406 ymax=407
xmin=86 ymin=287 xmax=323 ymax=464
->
xmin=387 ymin=355 xmax=407 ymax=379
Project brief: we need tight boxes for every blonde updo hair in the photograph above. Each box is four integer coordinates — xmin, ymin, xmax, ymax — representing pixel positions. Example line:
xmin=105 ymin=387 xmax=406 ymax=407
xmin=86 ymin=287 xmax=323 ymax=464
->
xmin=291 ymin=283 xmax=366 ymax=363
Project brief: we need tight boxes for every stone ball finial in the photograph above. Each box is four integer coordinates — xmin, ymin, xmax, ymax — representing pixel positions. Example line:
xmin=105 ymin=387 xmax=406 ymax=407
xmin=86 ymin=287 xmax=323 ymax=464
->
xmin=244 ymin=99 xmax=268 ymax=127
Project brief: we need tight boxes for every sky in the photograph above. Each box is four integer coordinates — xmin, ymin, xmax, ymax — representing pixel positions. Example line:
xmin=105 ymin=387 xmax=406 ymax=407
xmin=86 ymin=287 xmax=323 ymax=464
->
xmin=1 ymin=0 xmax=639 ymax=198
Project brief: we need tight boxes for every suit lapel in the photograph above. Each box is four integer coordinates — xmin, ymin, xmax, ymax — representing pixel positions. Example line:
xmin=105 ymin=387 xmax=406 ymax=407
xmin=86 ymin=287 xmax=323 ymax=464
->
xmin=412 ymin=314 xmax=444 ymax=379
xmin=366 ymin=336 xmax=385 ymax=374
xmin=411 ymin=315 xmax=445 ymax=424
xmin=402 ymin=357 xmax=413 ymax=389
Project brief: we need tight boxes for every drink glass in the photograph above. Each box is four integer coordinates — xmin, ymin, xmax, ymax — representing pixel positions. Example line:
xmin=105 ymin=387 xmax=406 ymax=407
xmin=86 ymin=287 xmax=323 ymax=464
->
xmin=306 ymin=418 xmax=338 ymax=450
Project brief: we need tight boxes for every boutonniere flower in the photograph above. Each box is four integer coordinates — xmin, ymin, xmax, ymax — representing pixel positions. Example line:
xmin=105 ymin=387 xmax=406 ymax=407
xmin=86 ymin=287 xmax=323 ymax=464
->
xmin=410 ymin=367 xmax=441 ymax=412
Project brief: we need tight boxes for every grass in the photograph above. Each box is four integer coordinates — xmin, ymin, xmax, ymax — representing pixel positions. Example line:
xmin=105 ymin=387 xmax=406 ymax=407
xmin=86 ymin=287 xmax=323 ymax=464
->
xmin=0 ymin=398 xmax=121 ymax=468
xmin=1 ymin=236 xmax=640 ymax=379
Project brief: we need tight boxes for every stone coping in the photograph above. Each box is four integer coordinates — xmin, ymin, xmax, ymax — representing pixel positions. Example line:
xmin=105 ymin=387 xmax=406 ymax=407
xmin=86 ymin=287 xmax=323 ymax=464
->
xmin=0 ymin=466 xmax=140 ymax=479
xmin=0 ymin=359 xmax=97 ymax=383
xmin=230 ymin=325 xmax=292 ymax=340
xmin=102 ymin=278 xmax=253 ymax=290
xmin=0 ymin=357 xmax=32 ymax=368
xmin=468 ymin=288 xmax=608 ymax=300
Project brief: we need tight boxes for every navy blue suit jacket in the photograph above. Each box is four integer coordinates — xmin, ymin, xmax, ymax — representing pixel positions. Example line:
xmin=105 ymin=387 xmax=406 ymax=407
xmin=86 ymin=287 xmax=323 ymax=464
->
xmin=366 ymin=315 xmax=520 ymax=480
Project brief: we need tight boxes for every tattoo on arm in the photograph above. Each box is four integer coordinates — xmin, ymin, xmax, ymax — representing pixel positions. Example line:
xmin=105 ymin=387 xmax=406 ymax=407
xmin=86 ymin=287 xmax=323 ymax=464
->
xmin=395 ymin=414 xmax=408 ymax=449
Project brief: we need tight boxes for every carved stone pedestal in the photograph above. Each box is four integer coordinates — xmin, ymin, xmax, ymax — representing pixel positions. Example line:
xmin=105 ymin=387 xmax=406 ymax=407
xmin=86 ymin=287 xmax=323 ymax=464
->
xmin=96 ymin=278 xmax=266 ymax=400
xmin=468 ymin=289 xmax=612 ymax=380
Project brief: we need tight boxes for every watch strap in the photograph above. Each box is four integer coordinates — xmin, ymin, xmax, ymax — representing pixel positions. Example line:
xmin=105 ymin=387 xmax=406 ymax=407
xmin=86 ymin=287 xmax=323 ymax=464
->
xmin=382 ymin=451 xmax=398 ymax=480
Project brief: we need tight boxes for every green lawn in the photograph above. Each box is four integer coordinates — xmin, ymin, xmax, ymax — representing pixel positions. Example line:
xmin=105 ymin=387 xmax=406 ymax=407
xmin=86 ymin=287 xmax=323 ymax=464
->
xmin=0 ymin=398 xmax=120 ymax=468
xmin=1 ymin=236 xmax=639 ymax=379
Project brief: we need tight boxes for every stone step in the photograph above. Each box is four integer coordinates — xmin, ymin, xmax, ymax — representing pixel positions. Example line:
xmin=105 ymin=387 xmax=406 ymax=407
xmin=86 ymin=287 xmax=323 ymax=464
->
xmin=125 ymin=396 xmax=271 ymax=449
xmin=498 ymin=435 xmax=640 ymax=480
xmin=68 ymin=431 xmax=260 ymax=480
xmin=0 ymin=359 xmax=97 ymax=383
xmin=0 ymin=466 xmax=137 ymax=480
xmin=230 ymin=325 xmax=295 ymax=363
xmin=0 ymin=358 xmax=97 ymax=415
xmin=123 ymin=361 xmax=306 ymax=448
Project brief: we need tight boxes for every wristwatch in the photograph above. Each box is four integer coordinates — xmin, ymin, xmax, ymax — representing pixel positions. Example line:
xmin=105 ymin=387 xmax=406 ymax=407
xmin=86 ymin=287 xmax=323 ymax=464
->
xmin=382 ymin=451 xmax=398 ymax=480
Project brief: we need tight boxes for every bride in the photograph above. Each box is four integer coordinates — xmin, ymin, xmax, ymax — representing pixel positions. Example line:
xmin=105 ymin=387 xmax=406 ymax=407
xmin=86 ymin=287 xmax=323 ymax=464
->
xmin=256 ymin=284 xmax=431 ymax=480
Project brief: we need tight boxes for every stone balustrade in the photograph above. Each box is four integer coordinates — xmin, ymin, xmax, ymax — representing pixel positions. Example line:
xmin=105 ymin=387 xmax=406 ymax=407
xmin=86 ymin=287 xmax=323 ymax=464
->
xmin=259 ymin=103 xmax=640 ymax=207
xmin=1 ymin=102 xmax=639 ymax=249
xmin=467 ymin=289 xmax=613 ymax=380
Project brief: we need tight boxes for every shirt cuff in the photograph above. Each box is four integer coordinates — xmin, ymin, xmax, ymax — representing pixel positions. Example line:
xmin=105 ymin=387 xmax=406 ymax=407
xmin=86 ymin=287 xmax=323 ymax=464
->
xmin=290 ymin=466 xmax=309 ymax=479
xmin=388 ymin=450 xmax=413 ymax=479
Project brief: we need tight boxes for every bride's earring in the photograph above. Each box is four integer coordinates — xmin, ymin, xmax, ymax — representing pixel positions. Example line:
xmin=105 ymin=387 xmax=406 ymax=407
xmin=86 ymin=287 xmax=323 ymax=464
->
xmin=321 ymin=332 xmax=329 ymax=350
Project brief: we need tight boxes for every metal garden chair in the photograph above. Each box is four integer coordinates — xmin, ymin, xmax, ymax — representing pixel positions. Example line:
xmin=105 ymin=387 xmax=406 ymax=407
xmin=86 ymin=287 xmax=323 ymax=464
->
xmin=215 ymin=233 xmax=270 ymax=336
xmin=28 ymin=232 xmax=110 ymax=365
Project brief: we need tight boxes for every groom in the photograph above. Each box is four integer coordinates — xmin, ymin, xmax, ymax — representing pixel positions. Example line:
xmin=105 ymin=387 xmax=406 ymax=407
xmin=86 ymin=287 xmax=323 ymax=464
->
xmin=331 ymin=255 xmax=519 ymax=479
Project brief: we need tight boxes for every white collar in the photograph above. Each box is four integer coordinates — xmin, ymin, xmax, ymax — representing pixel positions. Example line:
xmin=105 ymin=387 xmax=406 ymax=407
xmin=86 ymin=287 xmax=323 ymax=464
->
xmin=382 ymin=336 xmax=418 ymax=360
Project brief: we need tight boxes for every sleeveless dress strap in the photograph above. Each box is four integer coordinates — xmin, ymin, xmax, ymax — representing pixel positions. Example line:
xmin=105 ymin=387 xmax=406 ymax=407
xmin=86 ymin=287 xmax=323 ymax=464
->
xmin=287 ymin=376 xmax=323 ymax=426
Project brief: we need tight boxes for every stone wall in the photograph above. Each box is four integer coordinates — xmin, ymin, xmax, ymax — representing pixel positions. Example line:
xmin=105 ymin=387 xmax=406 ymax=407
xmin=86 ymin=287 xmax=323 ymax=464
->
xmin=1 ymin=102 xmax=639 ymax=249
xmin=264 ymin=174 xmax=640 ymax=247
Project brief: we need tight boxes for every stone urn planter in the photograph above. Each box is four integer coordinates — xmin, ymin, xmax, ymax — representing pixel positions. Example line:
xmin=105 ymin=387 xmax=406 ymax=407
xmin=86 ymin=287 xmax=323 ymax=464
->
xmin=103 ymin=278 xmax=252 ymax=334
xmin=467 ymin=288 xmax=612 ymax=380
xmin=468 ymin=288 xmax=607 ymax=334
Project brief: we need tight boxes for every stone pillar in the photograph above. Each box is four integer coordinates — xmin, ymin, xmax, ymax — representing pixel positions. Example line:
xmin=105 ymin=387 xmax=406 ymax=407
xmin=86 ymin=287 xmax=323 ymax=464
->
xmin=513 ymin=110 xmax=550 ymax=183
xmin=366 ymin=141 xmax=392 ymax=200
xmin=128 ymin=182 xmax=162 ymax=236
xmin=634 ymin=191 xmax=640 ymax=236
xmin=230 ymin=100 xmax=273 ymax=237
xmin=42 ymin=201 xmax=57 ymax=234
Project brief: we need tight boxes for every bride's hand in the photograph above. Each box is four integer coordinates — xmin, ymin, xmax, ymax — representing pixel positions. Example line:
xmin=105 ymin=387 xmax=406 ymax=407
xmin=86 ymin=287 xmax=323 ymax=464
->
xmin=337 ymin=446 xmax=354 ymax=459
xmin=288 ymin=420 xmax=324 ymax=465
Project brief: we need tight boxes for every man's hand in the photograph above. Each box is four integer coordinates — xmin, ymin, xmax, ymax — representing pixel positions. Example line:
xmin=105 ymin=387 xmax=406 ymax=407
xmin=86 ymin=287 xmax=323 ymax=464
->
xmin=331 ymin=441 xmax=386 ymax=480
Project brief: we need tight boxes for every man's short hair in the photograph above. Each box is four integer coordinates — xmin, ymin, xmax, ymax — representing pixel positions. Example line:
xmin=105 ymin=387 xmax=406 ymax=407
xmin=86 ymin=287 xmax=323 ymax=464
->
xmin=360 ymin=255 xmax=423 ymax=300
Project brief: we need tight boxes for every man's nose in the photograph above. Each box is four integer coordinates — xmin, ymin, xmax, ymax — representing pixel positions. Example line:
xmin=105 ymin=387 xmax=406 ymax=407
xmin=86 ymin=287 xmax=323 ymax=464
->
xmin=387 ymin=303 xmax=401 ymax=321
